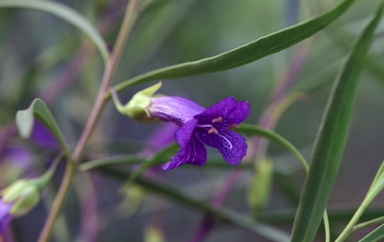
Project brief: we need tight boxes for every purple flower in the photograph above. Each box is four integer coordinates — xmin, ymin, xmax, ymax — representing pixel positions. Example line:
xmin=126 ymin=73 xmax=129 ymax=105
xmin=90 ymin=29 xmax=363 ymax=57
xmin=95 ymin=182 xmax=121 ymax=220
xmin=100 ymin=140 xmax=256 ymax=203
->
xmin=0 ymin=199 xmax=12 ymax=235
xmin=148 ymin=97 xmax=250 ymax=170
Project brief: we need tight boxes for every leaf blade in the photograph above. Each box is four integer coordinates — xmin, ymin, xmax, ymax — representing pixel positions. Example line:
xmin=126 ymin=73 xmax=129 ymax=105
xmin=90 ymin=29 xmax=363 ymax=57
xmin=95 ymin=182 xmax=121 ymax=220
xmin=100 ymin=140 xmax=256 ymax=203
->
xmin=359 ymin=223 xmax=384 ymax=242
xmin=114 ymin=0 xmax=356 ymax=92
xmin=291 ymin=3 xmax=384 ymax=242
xmin=102 ymin=167 xmax=290 ymax=242
xmin=16 ymin=98 xmax=71 ymax=159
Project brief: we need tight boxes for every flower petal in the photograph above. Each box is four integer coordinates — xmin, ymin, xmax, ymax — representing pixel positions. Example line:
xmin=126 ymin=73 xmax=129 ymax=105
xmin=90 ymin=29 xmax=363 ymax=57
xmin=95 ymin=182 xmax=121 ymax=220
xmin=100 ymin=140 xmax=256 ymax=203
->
xmin=175 ymin=119 xmax=198 ymax=148
xmin=162 ymin=136 xmax=207 ymax=170
xmin=194 ymin=97 xmax=237 ymax=121
xmin=197 ymin=129 xmax=247 ymax=165
xmin=0 ymin=200 xmax=12 ymax=235
xmin=149 ymin=96 xmax=205 ymax=125
xmin=226 ymin=101 xmax=250 ymax=124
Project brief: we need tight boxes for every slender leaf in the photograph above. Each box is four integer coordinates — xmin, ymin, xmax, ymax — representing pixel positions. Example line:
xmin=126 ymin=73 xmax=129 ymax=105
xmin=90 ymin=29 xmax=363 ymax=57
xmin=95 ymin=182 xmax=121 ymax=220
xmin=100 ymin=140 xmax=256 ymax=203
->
xmin=291 ymin=3 xmax=384 ymax=242
xmin=101 ymin=167 xmax=290 ymax=242
xmin=360 ymin=224 xmax=384 ymax=242
xmin=124 ymin=143 xmax=179 ymax=186
xmin=113 ymin=0 xmax=356 ymax=92
xmin=0 ymin=0 xmax=109 ymax=64
xmin=16 ymin=98 xmax=71 ymax=159
xmin=80 ymin=154 xmax=144 ymax=171
xmin=259 ymin=207 xmax=384 ymax=224
xmin=81 ymin=124 xmax=307 ymax=173
xmin=80 ymin=153 xmax=263 ymax=171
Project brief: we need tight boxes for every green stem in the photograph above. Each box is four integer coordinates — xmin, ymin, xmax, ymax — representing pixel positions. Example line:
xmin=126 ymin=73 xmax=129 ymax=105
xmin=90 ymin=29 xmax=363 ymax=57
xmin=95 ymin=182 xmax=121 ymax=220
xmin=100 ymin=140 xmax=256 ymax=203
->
xmin=38 ymin=161 xmax=76 ymax=242
xmin=37 ymin=1 xmax=139 ymax=242
xmin=353 ymin=216 xmax=384 ymax=232
xmin=31 ymin=154 xmax=63 ymax=191
xmin=335 ymin=177 xmax=384 ymax=242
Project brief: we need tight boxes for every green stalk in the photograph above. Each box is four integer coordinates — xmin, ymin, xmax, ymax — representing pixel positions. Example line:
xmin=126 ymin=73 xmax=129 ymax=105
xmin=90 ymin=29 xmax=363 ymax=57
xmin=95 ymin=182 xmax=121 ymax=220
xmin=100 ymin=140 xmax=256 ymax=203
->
xmin=37 ymin=1 xmax=139 ymax=241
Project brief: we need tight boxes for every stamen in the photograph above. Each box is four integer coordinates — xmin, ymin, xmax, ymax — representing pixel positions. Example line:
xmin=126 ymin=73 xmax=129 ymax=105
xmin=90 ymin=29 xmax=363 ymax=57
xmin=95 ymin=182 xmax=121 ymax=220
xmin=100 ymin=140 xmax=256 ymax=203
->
xmin=208 ymin=127 xmax=218 ymax=135
xmin=217 ymin=133 xmax=233 ymax=150
xmin=212 ymin=117 xmax=223 ymax=123
xmin=197 ymin=124 xmax=213 ymax=128
xmin=197 ymin=124 xmax=233 ymax=149
xmin=228 ymin=124 xmax=238 ymax=130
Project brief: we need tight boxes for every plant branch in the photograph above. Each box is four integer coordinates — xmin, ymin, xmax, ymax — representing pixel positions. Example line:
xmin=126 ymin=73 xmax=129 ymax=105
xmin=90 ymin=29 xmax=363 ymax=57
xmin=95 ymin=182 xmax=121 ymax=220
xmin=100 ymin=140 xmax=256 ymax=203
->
xmin=37 ymin=1 xmax=139 ymax=241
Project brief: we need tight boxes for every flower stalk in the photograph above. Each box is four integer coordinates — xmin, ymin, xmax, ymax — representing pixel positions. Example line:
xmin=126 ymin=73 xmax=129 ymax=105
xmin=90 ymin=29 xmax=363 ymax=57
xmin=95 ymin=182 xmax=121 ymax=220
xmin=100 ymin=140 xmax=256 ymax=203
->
xmin=38 ymin=1 xmax=139 ymax=241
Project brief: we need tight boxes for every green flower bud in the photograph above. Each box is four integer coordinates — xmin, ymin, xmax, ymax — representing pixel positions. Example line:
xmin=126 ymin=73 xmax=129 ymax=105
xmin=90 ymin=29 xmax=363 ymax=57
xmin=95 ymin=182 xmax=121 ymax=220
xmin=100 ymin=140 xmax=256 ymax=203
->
xmin=110 ymin=82 xmax=162 ymax=122
xmin=247 ymin=158 xmax=273 ymax=218
xmin=144 ymin=225 xmax=165 ymax=242
xmin=0 ymin=156 xmax=60 ymax=218
xmin=1 ymin=180 xmax=40 ymax=217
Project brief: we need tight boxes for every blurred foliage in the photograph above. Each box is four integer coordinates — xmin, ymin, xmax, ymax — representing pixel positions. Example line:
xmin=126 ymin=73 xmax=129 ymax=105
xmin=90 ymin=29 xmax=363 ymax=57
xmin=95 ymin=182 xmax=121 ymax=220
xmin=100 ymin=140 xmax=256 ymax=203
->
xmin=0 ymin=0 xmax=384 ymax=241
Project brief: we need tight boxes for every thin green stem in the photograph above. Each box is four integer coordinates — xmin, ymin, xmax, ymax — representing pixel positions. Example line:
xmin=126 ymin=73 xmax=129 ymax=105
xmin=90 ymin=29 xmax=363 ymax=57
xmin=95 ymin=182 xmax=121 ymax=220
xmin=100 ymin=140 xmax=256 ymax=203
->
xmin=37 ymin=1 xmax=139 ymax=242
xmin=31 ymin=154 xmax=63 ymax=190
xmin=335 ymin=177 xmax=384 ymax=242
xmin=38 ymin=161 xmax=76 ymax=242
xmin=353 ymin=216 xmax=384 ymax=232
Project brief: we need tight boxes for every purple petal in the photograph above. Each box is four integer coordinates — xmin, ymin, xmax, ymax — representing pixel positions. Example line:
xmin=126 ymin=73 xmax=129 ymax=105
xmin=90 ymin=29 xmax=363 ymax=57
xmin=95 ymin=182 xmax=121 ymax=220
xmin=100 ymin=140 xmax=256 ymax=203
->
xmin=0 ymin=200 xmax=12 ymax=235
xmin=226 ymin=101 xmax=250 ymax=124
xmin=140 ymin=123 xmax=179 ymax=157
xmin=175 ymin=119 xmax=198 ymax=148
xmin=149 ymin=96 xmax=205 ymax=126
xmin=162 ymin=137 xmax=207 ymax=170
xmin=197 ymin=129 xmax=247 ymax=165
xmin=195 ymin=97 xmax=237 ymax=121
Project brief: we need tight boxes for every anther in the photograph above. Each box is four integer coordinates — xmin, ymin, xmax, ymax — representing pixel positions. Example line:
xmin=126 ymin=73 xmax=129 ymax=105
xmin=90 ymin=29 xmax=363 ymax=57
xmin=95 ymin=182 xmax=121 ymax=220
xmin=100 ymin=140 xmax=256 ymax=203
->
xmin=208 ymin=127 xmax=219 ymax=135
xmin=212 ymin=117 xmax=223 ymax=123
xmin=228 ymin=124 xmax=238 ymax=130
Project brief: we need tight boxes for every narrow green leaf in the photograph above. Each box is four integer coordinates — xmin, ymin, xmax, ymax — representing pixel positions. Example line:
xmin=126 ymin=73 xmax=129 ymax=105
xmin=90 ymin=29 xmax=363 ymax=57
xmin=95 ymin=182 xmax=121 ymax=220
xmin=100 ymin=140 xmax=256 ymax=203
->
xmin=16 ymin=98 xmax=71 ymax=159
xmin=101 ymin=167 xmax=290 ymax=242
xmin=113 ymin=0 xmax=356 ymax=92
xmin=259 ymin=207 xmax=384 ymax=224
xmin=238 ymin=124 xmax=309 ymax=173
xmin=80 ymin=153 xmax=257 ymax=171
xmin=81 ymin=125 xmax=307 ymax=173
xmin=80 ymin=154 xmax=144 ymax=171
xmin=291 ymin=3 xmax=384 ymax=242
xmin=123 ymin=143 xmax=179 ymax=186
xmin=0 ymin=0 xmax=109 ymax=64
xmin=360 ymin=223 xmax=384 ymax=242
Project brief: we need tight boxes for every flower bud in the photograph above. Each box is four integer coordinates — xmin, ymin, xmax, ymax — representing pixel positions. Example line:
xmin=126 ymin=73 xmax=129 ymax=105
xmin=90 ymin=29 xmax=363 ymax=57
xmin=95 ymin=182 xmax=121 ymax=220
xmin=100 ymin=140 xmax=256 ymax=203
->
xmin=1 ymin=180 xmax=40 ymax=217
xmin=247 ymin=158 xmax=273 ymax=217
xmin=110 ymin=82 xmax=162 ymax=122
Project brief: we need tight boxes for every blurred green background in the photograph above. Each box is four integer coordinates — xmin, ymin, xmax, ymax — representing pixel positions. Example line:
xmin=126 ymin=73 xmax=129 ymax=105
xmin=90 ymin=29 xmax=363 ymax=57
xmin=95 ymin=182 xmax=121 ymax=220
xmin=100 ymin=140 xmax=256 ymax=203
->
xmin=1 ymin=0 xmax=384 ymax=241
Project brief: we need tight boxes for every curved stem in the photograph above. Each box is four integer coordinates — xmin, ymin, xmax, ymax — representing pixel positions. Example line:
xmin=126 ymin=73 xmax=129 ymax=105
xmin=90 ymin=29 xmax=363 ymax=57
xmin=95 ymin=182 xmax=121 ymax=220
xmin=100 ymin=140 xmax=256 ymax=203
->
xmin=37 ymin=1 xmax=139 ymax=242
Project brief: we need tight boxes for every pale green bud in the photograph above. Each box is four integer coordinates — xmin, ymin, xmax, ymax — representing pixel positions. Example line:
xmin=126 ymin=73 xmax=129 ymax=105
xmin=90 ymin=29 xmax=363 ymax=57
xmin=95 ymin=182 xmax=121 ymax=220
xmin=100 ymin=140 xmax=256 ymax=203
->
xmin=247 ymin=158 xmax=273 ymax=218
xmin=144 ymin=225 xmax=165 ymax=242
xmin=1 ymin=180 xmax=40 ymax=216
xmin=110 ymin=82 xmax=162 ymax=122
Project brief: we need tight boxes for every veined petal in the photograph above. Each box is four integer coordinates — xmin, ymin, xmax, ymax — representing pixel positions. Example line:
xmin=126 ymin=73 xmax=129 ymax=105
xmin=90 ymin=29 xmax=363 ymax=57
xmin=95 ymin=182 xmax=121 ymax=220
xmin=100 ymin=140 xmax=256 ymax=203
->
xmin=226 ymin=101 xmax=250 ymax=124
xmin=194 ymin=97 xmax=237 ymax=122
xmin=149 ymin=96 xmax=205 ymax=126
xmin=175 ymin=119 xmax=199 ymax=148
xmin=197 ymin=129 xmax=247 ymax=165
xmin=162 ymin=137 xmax=207 ymax=170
